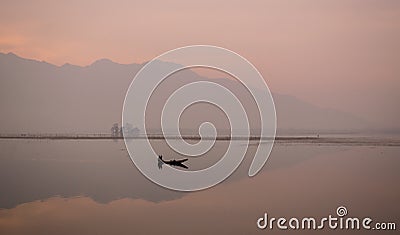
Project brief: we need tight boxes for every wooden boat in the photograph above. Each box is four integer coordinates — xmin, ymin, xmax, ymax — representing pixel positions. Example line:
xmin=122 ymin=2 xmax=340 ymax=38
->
xmin=158 ymin=155 xmax=188 ymax=169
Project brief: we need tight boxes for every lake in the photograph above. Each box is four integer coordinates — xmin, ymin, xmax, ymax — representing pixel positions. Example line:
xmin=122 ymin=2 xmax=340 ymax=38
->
xmin=0 ymin=137 xmax=399 ymax=234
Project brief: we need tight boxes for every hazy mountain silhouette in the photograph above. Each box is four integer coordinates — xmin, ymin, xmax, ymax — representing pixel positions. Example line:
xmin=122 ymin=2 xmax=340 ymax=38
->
xmin=0 ymin=52 xmax=368 ymax=134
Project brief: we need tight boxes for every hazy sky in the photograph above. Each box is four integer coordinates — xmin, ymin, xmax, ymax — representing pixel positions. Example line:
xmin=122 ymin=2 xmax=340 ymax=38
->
xmin=0 ymin=0 xmax=399 ymax=128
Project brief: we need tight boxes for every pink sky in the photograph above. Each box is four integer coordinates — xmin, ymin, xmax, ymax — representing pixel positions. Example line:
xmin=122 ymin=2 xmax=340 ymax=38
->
xmin=0 ymin=0 xmax=399 ymax=128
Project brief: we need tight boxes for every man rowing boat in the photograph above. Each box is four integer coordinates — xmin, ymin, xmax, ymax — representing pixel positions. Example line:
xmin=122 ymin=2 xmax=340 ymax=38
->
xmin=158 ymin=155 xmax=188 ymax=169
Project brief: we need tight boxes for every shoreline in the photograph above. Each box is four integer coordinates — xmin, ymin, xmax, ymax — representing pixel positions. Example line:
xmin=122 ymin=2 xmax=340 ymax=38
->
xmin=0 ymin=134 xmax=399 ymax=146
xmin=0 ymin=135 xmax=310 ymax=141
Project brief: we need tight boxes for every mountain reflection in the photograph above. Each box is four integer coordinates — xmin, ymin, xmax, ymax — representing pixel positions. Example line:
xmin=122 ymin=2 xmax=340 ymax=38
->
xmin=0 ymin=144 xmax=399 ymax=235
xmin=2 ymin=137 xmax=397 ymax=210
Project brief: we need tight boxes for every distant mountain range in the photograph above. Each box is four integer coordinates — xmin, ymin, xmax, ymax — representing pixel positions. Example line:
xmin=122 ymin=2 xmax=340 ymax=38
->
xmin=0 ymin=52 xmax=368 ymax=134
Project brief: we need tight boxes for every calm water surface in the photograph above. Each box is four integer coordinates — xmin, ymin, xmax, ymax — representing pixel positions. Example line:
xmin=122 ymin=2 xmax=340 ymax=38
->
xmin=0 ymin=138 xmax=399 ymax=234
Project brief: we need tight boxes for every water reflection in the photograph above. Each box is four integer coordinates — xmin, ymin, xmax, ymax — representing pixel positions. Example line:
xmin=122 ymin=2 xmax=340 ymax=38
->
xmin=0 ymin=144 xmax=399 ymax=234
xmin=0 ymin=139 xmax=187 ymax=209
xmin=0 ymin=138 xmax=328 ymax=209
xmin=0 ymin=138 xmax=399 ymax=213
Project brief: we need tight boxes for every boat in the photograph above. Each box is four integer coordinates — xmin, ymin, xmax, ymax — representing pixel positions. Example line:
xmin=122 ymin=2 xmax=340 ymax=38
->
xmin=158 ymin=155 xmax=188 ymax=169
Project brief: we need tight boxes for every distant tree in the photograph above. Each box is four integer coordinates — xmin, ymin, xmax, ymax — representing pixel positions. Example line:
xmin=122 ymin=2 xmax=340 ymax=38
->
xmin=122 ymin=123 xmax=140 ymax=137
xmin=111 ymin=123 xmax=119 ymax=137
